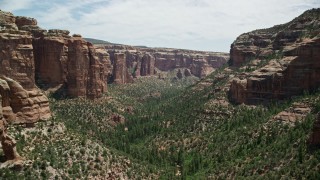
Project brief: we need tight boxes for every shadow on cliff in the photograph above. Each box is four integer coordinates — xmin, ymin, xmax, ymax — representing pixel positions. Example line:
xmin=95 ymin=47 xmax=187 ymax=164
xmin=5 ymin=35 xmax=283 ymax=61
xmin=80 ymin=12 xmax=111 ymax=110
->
xmin=36 ymin=82 xmax=67 ymax=100
xmin=48 ymin=85 xmax=68 ymax=100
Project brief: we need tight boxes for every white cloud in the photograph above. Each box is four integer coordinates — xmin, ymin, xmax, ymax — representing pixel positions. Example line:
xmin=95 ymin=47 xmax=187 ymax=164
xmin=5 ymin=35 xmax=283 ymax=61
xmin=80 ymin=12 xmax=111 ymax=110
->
xmin=2 ymin=0 xmax=320 ymax=52
xmin=0 ymin=0 xmax=36 ymax=11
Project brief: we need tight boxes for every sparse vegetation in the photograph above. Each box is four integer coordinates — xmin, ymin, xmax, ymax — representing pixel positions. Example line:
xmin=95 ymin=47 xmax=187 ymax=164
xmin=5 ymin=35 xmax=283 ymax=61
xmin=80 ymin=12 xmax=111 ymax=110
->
xmin=2 ymin=70 xmax=318 ymax=179
xmin=1 ymin=8 xmax=320 ymax=180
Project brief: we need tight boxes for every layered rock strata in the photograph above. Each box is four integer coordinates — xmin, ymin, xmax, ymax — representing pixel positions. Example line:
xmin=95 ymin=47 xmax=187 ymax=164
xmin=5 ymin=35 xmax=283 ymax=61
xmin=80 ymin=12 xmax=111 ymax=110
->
xmin=109 ymin=52 xmax=133 ymax=84
xmin=92 ymin=44 xmax=229 ymax=82
xmin=0 ymin=11 xmax=51 ymax=124
xmin=33 ymin=32 xmax=108 ymax=99
xmin=229 ymin=8 xmax=320 ymax=104
xmin=1 ymin=9 xmax=108 ymax=101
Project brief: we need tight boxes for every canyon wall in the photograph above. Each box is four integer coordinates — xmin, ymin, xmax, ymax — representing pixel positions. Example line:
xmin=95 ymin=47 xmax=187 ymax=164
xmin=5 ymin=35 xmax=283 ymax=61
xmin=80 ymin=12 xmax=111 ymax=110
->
xmin=0 ymin=9 xmax=110 ymax=125
xmin=1 ymin=10 xmax=109 ymax=103
xmin=0 ymin=11 xmax=50 ymax=124
xmin=91 ymin=44 xmax=229 ymax=83
xmin=33 ymin=32 xmax=108 ymax=99
xmin=109 ymin=52 xmax=133 ymax=84
xmin=0 ymin=10 xmax=49 ymax=162
xmin=0 ymin=9 xmax=111 ymax=162
xmin=229 ymin=8 xmax=320 ymax=104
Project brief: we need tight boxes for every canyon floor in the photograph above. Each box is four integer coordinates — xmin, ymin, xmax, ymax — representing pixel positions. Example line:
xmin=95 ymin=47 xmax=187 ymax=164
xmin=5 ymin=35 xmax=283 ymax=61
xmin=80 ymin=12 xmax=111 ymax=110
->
xmin=1 ymin=72 xmax=320 ymax=179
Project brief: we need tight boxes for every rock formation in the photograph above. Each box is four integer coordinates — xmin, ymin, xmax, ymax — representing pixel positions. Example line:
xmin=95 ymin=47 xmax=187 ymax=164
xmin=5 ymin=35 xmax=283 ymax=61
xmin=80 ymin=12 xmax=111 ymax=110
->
xmin=0 ymin=8 xmax=111 ymax=165
xmin=94 ymin=45 xmax=113 ymax=84
xmin=177 ymin=69 xmax=183 ymax=79
xmin=1 ymin=10 xmax=108 ymax=101
xmin=0 ymin=11 xmax=51 ymax=124
xmin=0 ymin=122 xmax=21 ymax=162
xmin=89 ymin=44 xmax=229 ymax=82
xmin=229 ymin=8 xmax=320 ymax=104
xmin=0 ymin=95 xmax=21 ymax=165
xmin=0 ymin=77 xmax=50 ymax=124
xmin=110 ymin=52 xmax=133 ymax=84
xmin=271 ymin=102 xmax=311 ymax=125
xmin=140 ymin=53 xmax=155 ymax=76
xmin=33 ymin=31 xmax=108 ymax=99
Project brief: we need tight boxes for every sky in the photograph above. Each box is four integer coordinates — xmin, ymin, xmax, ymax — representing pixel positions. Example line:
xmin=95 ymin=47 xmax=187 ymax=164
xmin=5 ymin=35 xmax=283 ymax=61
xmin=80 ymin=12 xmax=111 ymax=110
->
xmin=1 ymin=0 xmax=319 ymax=52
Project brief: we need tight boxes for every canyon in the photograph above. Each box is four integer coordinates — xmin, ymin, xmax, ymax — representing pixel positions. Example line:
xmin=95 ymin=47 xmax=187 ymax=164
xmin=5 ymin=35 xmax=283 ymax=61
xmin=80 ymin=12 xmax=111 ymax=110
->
xmin=0 ymin=9 xmax=229 ymax=125
xmin=0 ymin=7 xmax=319 ymax=179
xmin=0 ymin=9 xmax=228 ymax=163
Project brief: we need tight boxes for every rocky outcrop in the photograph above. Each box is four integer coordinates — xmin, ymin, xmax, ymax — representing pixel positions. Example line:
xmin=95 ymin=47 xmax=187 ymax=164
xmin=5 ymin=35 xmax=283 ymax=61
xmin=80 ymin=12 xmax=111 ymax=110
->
xmin=229 ymin=8 xmax=320 ymax=104
xmin=177 ymin=69 xmax=183 ymax=79
xmin=0 ymin=9 xmax=110 ymax=167
xmin=0 ymin=122 xmax=21 ymax=162
xmin=145 ymin=48 xmax=228 ymax=78
xmin=230 ymin=8 xmax=320 ymax=67
xmin=32 ymin=34 xmax=68 ymax=89
xmin=271 ymin=102 xmax=311 ymax=125
xmin=0 ymin=95 xmax=21 ymax=163
xmin=0 ymin=77 xmax=50 ymax=124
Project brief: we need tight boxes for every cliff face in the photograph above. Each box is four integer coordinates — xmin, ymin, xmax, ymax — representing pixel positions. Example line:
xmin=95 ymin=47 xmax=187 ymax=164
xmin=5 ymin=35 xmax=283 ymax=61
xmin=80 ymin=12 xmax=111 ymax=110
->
xmin=97 ymin=44 xmax=229 ymax=82
xmin=109 ymin=52 xmax=133 ymax=84
xmin=33 ymin=32 xmax=108 ymax=99
xmin=229 ymin=8 xmax=320 ymax=104
xmin=0 ymin=10 xmax=50 ymax=163
xmin=140 ymin=53 xmax=155 ymax=76
xmin=0 ymin=9 xmax=110 ymax=164
xmin=1 ymin=9 xmax=108 ymax=102
xmin=0 ymin=11 xmax=51 ymax=124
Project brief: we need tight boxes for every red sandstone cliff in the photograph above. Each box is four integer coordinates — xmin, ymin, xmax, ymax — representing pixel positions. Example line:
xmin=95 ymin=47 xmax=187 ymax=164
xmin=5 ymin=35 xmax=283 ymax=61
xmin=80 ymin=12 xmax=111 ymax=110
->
xmin=229 ymin=8 xmax=320 ymax=104
xmin=0 ymin=10 xmax=49 ymax=163
xmin=1 ymin=10 xmax=108 ymax=102
xmin=94 ymin=44 xmax=228 ymax=82
xmin=33 ymin=31 xmax=108 ymax=99
xmin=0 ymin=10 xmax=112 ymax=163
xmin=0 ymin=11 xmax=51 ymax=124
